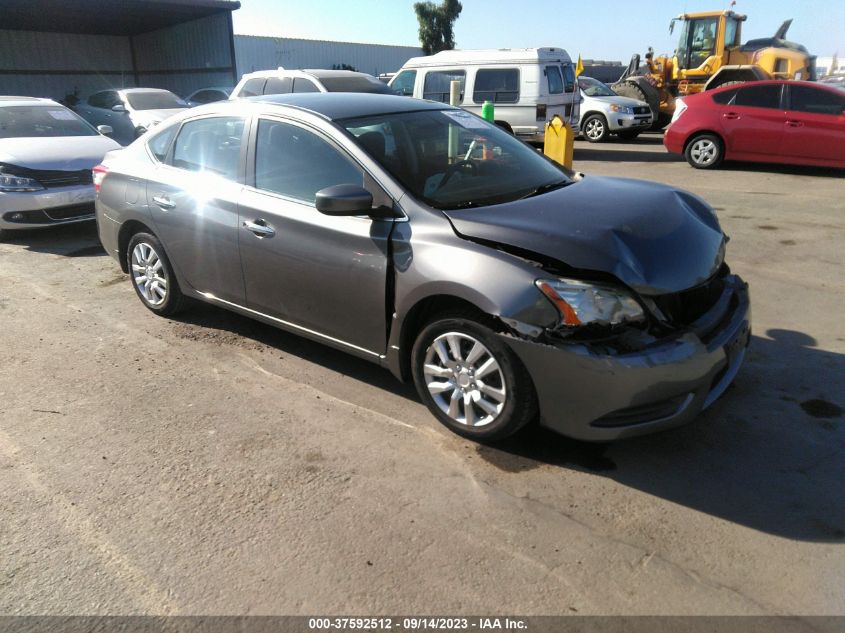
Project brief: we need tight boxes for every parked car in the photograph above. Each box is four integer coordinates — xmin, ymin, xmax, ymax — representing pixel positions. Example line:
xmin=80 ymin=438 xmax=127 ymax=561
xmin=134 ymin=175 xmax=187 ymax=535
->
xmin=818 ymin=75 xmax=845 ymax=91
xmin=665 ymin=80 xmax=845 ymax=169
xmin=95 ymin=93 xmax=750 ymax=442
xmin=0 ymin=97 xmax=120 ymax=239
xmin=185 ymin=87 xmax=233 ymax=107
xmin=389 ymin=48 xmax=581 ymax=143
xmin=76 ymin=88 xmax=188 ymax=146
xmin=576 ymin=76 xmax=653 ymax=142
xmin=231 ymin=69 xmax=394 ymax=99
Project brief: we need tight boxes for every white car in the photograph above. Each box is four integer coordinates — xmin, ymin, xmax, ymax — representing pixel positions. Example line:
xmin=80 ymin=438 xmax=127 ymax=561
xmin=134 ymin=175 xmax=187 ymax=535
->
xmin=231 ymin=69 xmax=394 ymax=99
xmin=0 ymin=97 xmax=120 ymax=238
xmin=577 ymin=76 xmax=653 ymax=142
xmin=75 ymin=88 xmax=188 ymax=146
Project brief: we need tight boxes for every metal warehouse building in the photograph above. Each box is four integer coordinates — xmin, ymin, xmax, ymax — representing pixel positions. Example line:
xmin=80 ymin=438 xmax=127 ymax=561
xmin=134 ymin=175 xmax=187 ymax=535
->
xmin=0 ymin=0 xmax=241 ymax=102
xmin=235 ymin=35 xmax=422 ymax=78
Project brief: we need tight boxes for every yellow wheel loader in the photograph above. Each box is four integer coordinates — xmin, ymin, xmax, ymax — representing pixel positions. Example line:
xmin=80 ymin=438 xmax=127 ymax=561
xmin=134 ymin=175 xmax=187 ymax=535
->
xmin=612 ymin=10 xmax=816 ymax=129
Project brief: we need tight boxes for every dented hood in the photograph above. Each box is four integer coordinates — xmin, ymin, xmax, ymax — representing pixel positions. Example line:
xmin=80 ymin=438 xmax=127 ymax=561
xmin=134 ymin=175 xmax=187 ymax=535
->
xmin=443 ymin=176 xmax=726 ymax=296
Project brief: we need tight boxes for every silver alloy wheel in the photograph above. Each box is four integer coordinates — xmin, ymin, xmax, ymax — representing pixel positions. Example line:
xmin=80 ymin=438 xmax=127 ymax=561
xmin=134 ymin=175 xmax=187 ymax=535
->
xmin=585 ymin=117 xmax=605 ymax=140
xmin=423 ymin=332 xmax=507 ymax=427
xmin=131 ymin=242 xmax=168 ymax=307
xmin=689 ymin=138 xmax=718 ymax=166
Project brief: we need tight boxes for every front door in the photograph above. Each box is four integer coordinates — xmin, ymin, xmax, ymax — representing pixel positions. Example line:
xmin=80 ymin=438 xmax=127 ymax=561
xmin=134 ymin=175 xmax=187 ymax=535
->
xmin=145 ymin=115 xmax=247 ymax=303
xmin=237 ymin=117 xmax=393 ymax=356
xmin=719 ymin=83 xmax=786 ymax=157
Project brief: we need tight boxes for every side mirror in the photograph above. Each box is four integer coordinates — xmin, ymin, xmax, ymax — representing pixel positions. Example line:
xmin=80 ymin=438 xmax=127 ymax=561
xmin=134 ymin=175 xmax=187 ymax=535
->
xmin=315 ymin=184 xmax=375 ymax=216
xmin=112 ymin=103 xmax=126 ymax=112
xmin=97 ymin=125 xmax=113 ymax=136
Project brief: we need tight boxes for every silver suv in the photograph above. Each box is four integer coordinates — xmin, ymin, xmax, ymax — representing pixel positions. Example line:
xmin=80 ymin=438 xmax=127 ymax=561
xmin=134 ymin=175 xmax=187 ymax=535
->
xmin=231 ymin=69 xmax=395 ymax=99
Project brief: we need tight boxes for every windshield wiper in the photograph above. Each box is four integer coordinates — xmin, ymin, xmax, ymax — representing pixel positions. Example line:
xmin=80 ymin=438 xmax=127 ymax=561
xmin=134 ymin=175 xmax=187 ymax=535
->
xmin=518 ymin=180 xmax=572 ymax=200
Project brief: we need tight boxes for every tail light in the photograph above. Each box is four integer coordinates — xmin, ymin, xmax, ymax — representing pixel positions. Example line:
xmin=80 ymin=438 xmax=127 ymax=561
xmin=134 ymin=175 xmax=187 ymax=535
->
xmin=92 ymin=164 xmax=109 ymax=193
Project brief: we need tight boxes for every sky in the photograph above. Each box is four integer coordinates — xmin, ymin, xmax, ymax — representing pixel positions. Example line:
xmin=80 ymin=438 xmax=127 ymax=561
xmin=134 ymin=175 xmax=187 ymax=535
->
xmin=232 ymin=0 xmax=843 ymax=62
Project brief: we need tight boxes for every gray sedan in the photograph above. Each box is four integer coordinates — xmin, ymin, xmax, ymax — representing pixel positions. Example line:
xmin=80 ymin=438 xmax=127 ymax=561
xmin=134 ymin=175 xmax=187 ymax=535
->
xmin=95 ymin=94 xmax=750 ymax=442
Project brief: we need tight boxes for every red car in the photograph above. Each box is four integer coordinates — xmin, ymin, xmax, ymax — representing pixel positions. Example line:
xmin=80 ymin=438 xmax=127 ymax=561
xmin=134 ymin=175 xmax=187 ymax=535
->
xmin=664 ymin=80 xmax=845 ymax=169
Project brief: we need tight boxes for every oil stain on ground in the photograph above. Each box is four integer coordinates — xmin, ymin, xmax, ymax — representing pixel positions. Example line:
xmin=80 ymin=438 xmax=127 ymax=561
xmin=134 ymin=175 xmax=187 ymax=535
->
xmin=800 ymin=399 xmax=843 ymax=419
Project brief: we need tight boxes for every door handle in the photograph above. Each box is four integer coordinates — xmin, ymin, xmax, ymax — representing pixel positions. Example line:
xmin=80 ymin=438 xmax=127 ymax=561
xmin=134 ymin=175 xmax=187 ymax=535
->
xmin=243 ymin=219 xmax=276 ymax=238
xmin=723 ymin=112 xmax=740 ymax=120
xmin=152 ymin=195 xmax=176 ymax=209
xmin=785 ymin=120 xmax=804 ymax=127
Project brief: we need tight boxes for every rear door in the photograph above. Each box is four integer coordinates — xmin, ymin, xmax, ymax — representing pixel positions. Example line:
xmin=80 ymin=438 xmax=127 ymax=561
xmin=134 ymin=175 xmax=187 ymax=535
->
xmin=145 ymin=115 xmax=248 ymax=303
xmin=237 ymin=116 xmax=393 ymax=355
xmin=718 ymin=84 xmax=786 ymax=157
xmin=781 ymin=83 xmax=845 ymax=165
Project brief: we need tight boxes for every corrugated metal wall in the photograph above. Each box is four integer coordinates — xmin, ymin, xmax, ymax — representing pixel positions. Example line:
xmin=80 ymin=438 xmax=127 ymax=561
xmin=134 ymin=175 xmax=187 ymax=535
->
xmin=0 ymin=13 xmax=236 ymax=101
xmin=134 ymin=13 xmax=236 ymax=95
xmin=0 ymin=29 xmax=134 ymax=100
xmin=235 ymin=35 xmax=422 ymax=78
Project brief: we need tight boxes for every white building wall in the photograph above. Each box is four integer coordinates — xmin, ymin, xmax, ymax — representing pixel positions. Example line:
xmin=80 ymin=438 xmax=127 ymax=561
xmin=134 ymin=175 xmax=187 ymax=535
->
xmin=235 ymin=35 xmax=422 ymax=79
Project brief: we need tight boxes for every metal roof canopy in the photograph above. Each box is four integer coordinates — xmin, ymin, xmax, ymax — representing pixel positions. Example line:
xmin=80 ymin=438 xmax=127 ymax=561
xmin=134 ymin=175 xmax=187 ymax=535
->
xmin=2 ymin=0 xmax=241 ymax=36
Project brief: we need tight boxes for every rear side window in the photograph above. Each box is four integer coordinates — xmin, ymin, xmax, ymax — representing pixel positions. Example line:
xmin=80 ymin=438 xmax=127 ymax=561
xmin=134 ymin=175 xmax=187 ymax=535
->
xmin=423 ymin=70 xmax=465 ymax=103
xmin=391 ymin=70 xmax=416 ymax=96
xmin=711 ymin=88 xmax=739 ymax=105
xmin=789 ymin=85 xmax=845 ymax=115
xmin=264 ymin=77 xmax=292 ymax=95
xmin=561 ymin=64 xmax=576 ymax=93
xmin=473 ymin=69 xmax=519 ymax=103
xmin=545 ymin=66 xmax=564 ymax=95
xmin=237 ymin=78 xmax=266 ymax=98
xmin=170 ymin=116 xmax=244 ymax=181
xmin=734 ymin=85 xmax=782 ymax=109
xmin=148 ymin=125 xmax=178 ymax=162
xmin=293 ymin=79 xmax=319 ymax=93
xmin=254 ymin=119 xmax=362 ymax=203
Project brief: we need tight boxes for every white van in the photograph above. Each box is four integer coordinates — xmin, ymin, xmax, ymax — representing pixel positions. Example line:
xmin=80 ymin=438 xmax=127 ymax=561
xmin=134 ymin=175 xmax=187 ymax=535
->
xmin=390 ymin=48 xmax=580 ymax=143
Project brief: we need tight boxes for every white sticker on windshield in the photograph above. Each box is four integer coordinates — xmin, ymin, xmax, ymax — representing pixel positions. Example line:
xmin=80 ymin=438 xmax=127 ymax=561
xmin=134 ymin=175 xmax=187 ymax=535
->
xmin=47 ymin=110 xmax=77 ymax=120
xmin=442 ymin=110 xmax=491 ymax=130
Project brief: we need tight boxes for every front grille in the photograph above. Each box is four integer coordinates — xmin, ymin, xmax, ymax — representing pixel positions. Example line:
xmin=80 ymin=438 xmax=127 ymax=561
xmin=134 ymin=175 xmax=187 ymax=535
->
xmin=633 ymin=106 xmax=651 ymax=115
xmin=1 ymin=164 xmax=92 ymax=188
xmin=3 ymin=203 xmax=94 ymax=224
xmin=652 ymin=266 xmax=728 ymax=327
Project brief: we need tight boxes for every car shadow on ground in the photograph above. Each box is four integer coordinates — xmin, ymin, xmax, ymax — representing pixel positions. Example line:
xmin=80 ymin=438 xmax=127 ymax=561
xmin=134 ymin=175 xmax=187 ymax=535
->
xmin=172 ymin=301 xmax=844 ymax=542
xmin=1 ymin=222 xmax=105 ymax=257
xmin=720 ymin=161 xmax=845 ymax=178
xmin=573 ymin=146 xmax=683 ymax=163
xmin=478 ymin=328 xmax=845 ymax=542
xmin=170 ymin=303 xmax=419 ymax=401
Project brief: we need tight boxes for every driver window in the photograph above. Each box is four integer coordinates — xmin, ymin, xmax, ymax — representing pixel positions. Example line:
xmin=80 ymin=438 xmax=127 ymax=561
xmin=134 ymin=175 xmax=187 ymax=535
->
xmin=254 ymin=119 xmax=363 ymax=203
xmin=689 ymin=19 xmax=717 ymax=67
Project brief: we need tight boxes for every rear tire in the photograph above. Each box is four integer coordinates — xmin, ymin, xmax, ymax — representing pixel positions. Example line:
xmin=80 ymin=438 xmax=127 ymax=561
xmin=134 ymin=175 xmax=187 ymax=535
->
xmin=684 ymin=133 xmax=724 ymax=169
xmin=582 ymin=114 xmax=609 ymax=143
xmin=411 ymin=311 xmax=538 ymax=442
xmin=126 ymin=232 xmax=188 ymax=316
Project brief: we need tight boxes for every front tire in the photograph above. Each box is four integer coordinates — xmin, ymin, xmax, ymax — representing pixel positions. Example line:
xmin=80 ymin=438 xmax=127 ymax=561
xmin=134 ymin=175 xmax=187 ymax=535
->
xmin=411 ymin=313 xmax=538 ymax=441
xmin=684 ymin=133 xmax=724 ymax=169
xmin=126 ymin=232 xmax=187 ymax=316
xmin=582 ymin=114 xmax=609 ymax=143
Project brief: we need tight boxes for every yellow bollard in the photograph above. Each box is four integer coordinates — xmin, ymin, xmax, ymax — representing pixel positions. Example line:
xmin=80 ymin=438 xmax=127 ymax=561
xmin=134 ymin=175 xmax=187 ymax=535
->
xmin=543 ymin=114 xmax=574 ymax=169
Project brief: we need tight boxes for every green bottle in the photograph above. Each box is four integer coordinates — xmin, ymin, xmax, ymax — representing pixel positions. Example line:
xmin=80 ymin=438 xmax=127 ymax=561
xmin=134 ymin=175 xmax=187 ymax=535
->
xmin=481 ymin=100 xmax=495 ymax=122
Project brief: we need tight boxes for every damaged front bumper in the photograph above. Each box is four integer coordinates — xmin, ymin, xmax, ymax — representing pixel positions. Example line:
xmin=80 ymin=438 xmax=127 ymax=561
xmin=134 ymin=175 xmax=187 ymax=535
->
xmin=502 ymin=275 xmax=751 ymax=441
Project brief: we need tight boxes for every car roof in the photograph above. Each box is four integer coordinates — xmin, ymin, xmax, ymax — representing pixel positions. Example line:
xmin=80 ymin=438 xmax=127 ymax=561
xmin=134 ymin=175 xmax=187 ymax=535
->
xmin=246 ymin=92 xmax=451 ymax=120
xmin=0 ymin=96 xmax=61 ymax=107
xmin=117 ymin=88 xmax=175 ymax=94
xmin=240 ymin=68 xmax=376 ymax=80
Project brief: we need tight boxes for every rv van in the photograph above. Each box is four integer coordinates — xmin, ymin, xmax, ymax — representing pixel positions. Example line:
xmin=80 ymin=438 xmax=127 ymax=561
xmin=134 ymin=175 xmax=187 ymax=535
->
xmin=390 ymin=47 xmax=580 ymax=143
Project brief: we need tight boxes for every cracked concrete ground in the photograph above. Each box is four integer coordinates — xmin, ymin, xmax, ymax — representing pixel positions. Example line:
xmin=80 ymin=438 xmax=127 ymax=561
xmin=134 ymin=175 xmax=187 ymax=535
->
xmin=0 ymin=135 xmax=843 ymax=615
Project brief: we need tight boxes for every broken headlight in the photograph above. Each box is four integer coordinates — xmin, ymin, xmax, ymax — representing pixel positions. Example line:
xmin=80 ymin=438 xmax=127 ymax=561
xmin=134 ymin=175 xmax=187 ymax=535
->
xmin=536 ymin=279 xmax=645 ymax=327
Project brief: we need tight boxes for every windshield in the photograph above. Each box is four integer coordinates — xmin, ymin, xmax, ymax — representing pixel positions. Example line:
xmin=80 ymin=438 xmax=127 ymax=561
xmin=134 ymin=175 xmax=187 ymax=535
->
xmin=341 ymin=109 xmax=572 ymax=210
xmin=578 ymin=77 xmax=616 ymax=97
xmin=676 ymin=17 xmax=718 ymax=70
xmin=125 ymin=91 xmax=188 ymax=111
xmin=0 ymin=105 xmax=98 ymax=138
xmin=319 ymin=77 xmax=395 ymax=94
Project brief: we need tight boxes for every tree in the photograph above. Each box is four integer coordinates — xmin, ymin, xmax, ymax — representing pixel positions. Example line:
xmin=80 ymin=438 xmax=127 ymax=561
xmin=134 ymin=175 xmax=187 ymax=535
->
xmin=414 ymin=0 xmax=462 ymax=56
